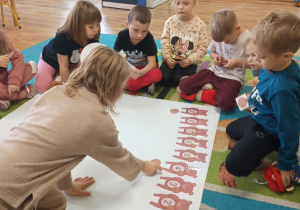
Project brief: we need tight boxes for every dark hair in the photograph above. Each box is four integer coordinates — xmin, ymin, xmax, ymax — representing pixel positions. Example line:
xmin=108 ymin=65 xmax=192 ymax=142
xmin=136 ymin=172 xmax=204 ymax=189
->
xmin=128 ymin=5 xmax=151 ymax=24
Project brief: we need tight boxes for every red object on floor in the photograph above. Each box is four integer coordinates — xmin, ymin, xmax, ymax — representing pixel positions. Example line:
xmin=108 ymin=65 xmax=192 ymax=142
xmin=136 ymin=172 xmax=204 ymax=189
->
xmin=181 ymin=92 xmax=197 ymax=101
xmin=263 ymin=166 xmax=285 ymax=192
xmin=201 ymin=89 xmax=217 ymax=106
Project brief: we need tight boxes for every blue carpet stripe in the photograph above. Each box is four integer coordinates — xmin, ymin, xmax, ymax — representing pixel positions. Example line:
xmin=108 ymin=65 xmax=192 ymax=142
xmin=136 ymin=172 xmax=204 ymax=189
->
xmin=202 ymin=189 xmax=298 ymax=210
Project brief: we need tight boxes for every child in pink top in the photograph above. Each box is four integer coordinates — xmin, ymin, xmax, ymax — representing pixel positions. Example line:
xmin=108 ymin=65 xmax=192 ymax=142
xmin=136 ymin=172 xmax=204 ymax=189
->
xmin=0 ymin=29 xmax=37 ymax=110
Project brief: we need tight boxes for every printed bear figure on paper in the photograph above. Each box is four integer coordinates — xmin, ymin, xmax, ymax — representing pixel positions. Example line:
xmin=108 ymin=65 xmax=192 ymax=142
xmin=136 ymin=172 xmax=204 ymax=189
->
xmin=173 ymin=149 xmax=207 ymax=163
xmin=178 ymin=127 xmax=208 ymax=137
xmin=150 ymin=193 xmax=192 ymax=210
xmin=181 ymin=108 xmax=208 ymax=116
xmin=180 ymin=117 xmax=208 ymax=126
xmin=157 ymin=177 xmax=196 ymax=195
xmin=176 ymin=137 xmax=208 ymax=149
xmin=163 ymin=161 xmax=199 ymax=178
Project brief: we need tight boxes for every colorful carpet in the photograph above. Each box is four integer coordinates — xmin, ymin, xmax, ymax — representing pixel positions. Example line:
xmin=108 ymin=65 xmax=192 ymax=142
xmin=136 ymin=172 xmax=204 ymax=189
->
xmin=1 ymin=34 xmax=299 ymax=209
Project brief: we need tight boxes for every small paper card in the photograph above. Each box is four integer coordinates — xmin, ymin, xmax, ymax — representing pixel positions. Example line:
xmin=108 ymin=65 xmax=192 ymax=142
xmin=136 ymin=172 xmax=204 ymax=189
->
xmin=235 ymin=93 xmax=249 ymax=111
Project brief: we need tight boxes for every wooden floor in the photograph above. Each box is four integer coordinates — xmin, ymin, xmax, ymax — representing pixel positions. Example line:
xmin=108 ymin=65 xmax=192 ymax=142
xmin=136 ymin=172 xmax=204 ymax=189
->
xmin=1 ymin=0 xmax=300 ymax=56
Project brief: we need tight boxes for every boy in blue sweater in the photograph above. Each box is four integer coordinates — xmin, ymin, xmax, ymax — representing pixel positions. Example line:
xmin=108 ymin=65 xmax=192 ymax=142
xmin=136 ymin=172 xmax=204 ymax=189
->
xmin=225 ymin=10 xmax=300 ymax=188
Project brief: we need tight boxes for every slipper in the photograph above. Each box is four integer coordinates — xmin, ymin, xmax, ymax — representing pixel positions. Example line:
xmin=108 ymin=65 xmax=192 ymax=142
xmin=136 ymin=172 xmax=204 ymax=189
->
xmin=24 ymin=85 xmax=36 ymax=99
xmin=0 ymin=100 xmax=10 ymax=110
xmin=28 ymin=61 xmax=38 ymax=74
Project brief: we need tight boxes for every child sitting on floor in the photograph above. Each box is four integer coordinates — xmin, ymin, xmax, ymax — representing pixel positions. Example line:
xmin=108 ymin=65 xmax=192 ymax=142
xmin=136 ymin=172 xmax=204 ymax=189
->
xmin=159 ymin=0 xmax=208 ymax=87
xmin=225 ymin=10 xmax=300 ymax=189
xmin=178 ymin=9 xmax=251 ymax=111
xmin=113 ymin=5 xmax=162 ymax=95
xmin=0 ymin=29 xmax=37 ymax=110
xmin=35 ymin=0 xmax=101 ymax=93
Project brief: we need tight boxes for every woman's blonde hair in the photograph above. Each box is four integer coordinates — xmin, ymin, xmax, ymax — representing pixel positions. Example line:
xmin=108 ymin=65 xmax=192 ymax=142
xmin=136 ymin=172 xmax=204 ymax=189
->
xmin=64 ymin=45 xmax=130 ymax=114
xmin=58 ymin=1 xmax=102 ymax=47
xmin=0 ymin=30 xmax=10 ymax=55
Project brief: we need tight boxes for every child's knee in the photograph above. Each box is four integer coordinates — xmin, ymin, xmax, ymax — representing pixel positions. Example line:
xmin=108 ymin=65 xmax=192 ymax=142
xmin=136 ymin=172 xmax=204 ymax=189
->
xmin=35 ymin=83 xmax=49 ymax=94
xmin=217 ymin=99 xmax=236 ymax=111
xmin=178 ymin=77 xmax=190 ymax=92
xmin=225 ymin=155 xmax=252 ymax=177
xmin=35 ymin=76 xmax=51 ymax=93
xmin=152 ymin=68 xmax=163 ymax=81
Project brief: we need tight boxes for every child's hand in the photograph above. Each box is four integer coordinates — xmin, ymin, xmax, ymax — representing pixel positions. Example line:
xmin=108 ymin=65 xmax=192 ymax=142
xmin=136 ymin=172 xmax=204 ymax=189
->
xmin=178 ymin=58 xmax=191 ymax=68
xmin=64 ymin=176 xmax=95 ymax=196
xmin=278 ymin=169 xmax=294 ymax=188
xmin=8 ymin=84 xmax=20 ymax=97
xmin=223 ymin=59 xmax=239 ymax=69
xmin=0 ymin=53 xmax=11 ymax=68
xmin=131 ymin=68 xmax=141 ymax=80
xmin=165 ymin=57 xmax=177 ymax=69
xmin=214 ymin=56 xmax=223 ymax=67
xmin=142 ymin=159 xmax=162 ymax=176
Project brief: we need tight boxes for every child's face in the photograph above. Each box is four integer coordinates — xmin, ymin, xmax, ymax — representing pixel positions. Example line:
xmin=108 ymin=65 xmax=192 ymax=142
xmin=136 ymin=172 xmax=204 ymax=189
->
xmin=245 ymin=43 xmax=261 ymax=71
xmin=85 ymin=22 xmax=100 ymax=40
xmin=252 ymin=43 xmax=285 ymax=71
xmin=175 ymin=0 xmax=196 ymax=21
xmin=223 ymin=26 xmax=240 ymax=44
xmin=127 ymin=20 xmax=150 ymax=46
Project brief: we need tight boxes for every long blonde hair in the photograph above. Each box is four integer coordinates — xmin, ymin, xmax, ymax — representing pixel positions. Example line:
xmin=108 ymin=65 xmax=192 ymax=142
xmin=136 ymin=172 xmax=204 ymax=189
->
xmin=58 ymin=1 xmax=102 ymax=47
xmin=64 ymin=45 xmax=130 ymax=114
xmin=0 ymin=30 xmax=10 ymax=55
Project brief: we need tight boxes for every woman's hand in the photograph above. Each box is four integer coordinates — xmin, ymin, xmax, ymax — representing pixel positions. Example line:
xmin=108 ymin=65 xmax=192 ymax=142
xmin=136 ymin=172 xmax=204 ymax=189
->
xmin=64 ymin=176 xmax=95 ymax=196
xmin=142 ymin=159 xmax=162 ymax=176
